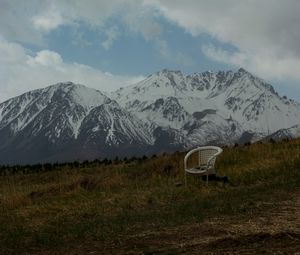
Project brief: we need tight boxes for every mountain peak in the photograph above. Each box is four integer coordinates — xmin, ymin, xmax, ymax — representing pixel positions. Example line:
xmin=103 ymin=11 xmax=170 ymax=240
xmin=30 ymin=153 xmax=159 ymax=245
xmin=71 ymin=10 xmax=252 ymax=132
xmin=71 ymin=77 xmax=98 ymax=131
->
xmin=156 ymin=69 xmax=183 ymax=76
xmin=234 ymin=67 xmax=254 ymax=78
xmin=234 ymin=68 xmax=278 ymax=95
xmin=237 ymin=67 xmax=248 ymax=73
xmin=49 ymin=81 xmax=85 ymax=90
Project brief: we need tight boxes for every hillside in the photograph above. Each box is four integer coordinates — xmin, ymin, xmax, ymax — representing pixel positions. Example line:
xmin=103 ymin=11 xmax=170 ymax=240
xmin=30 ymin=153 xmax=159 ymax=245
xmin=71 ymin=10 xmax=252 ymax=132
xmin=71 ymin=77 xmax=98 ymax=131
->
xmin=1 ymin=139 xmax=300 ymax=254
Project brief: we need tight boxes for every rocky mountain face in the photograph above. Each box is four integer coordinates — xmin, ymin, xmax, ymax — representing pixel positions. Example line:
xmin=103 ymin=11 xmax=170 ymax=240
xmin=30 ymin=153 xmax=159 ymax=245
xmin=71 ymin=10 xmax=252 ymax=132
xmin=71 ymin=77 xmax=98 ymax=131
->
xmin=0 ymin=83 xmax=154 ymax=164
xmin=112 ymin=68 xmax=300 ymax=145
xmin=0 ymin=69 xmax=299 ymax=164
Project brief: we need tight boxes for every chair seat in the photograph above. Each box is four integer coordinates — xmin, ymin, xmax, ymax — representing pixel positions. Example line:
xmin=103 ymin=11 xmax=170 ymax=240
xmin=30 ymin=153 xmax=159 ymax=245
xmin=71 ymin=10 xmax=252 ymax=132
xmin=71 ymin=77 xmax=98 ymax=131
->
xmin=185 ymin=166 xmax=208 ymax=174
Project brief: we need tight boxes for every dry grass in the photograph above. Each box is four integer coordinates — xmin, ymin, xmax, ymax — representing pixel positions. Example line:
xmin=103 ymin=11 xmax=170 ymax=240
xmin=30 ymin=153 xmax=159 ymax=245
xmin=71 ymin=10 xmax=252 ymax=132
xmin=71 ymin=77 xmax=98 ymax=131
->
xmin=1 ymin=139 xmax=300 ymax=254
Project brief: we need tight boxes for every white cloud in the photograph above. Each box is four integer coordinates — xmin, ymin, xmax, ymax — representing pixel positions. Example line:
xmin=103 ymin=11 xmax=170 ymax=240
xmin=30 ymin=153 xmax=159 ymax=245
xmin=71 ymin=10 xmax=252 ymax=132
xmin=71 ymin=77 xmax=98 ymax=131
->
xmin=0 ymin=0 xmax=163 ymax=44
xmin=201 ymin=44 xmax=248 ymax=67
xmin=28 ymin=50 xmax=63 ymax=66
xmin=148 ymin=0 xmax=300 ymax=82
xmin=0 ymin=39 xmax=144 ymax=103
xmin=201 ymin=44 xmax=300 ymax=81
xmin=32 ymin=9 xmax=65 ymax=32
xmin=0 ymin=0 xmax=120 ymax=44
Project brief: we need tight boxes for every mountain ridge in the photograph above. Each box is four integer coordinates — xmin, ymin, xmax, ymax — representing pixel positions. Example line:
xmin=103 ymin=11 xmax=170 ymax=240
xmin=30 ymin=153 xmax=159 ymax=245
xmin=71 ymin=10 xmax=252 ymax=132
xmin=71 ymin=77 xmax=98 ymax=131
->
xmin=112 ymin=68 xmax=299 ymax=135
xmin=1 ymin=68 xmax=299 ymax=164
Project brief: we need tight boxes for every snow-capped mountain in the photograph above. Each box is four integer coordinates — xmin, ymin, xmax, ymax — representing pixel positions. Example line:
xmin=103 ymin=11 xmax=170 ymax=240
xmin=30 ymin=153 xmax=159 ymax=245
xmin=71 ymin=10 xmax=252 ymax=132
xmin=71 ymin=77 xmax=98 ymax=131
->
xmin=112 ymin=68 xmax=300 ymax=144
xmin=0 ymin=68 xmax=300 ymax=164
xmin=0 ymin=82 xmax=153 ymax=164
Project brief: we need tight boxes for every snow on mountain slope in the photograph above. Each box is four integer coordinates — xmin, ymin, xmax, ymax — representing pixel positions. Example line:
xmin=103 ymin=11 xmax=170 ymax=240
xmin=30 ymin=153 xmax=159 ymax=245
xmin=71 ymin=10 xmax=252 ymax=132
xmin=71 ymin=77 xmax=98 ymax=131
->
xmin=183 ymin=113 xmax=244 ymax=147
xmin=112 ymin=68 xmax=300 ymax=138
xmin=79 ymin=99 xmax=154 ymax=146
xmin=0 ymin=82 xmax=154 ymax=143
xmin=0 ymin=82 xmax=154 ymax=164
xmin=0 ymin=82 xmax=108 ymax=138
xmin=133 ymin=96 xmax=192 ymax=129
xmin=267 ymin=124 xmax=300 ymax=141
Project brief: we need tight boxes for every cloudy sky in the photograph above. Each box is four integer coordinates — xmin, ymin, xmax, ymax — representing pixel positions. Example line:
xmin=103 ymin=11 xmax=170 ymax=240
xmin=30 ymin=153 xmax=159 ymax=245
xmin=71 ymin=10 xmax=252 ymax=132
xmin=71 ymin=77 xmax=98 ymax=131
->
xmin=1 ymin=0 xmax=300 ymax=102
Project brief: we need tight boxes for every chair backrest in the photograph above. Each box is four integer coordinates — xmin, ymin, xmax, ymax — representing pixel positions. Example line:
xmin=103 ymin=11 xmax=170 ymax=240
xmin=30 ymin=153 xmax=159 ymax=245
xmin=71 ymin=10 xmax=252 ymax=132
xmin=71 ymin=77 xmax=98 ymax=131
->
xmin=184 ymin=146 xmax=223 ymax=169
xmin=199 ymin=148 xmax=219 ymax=166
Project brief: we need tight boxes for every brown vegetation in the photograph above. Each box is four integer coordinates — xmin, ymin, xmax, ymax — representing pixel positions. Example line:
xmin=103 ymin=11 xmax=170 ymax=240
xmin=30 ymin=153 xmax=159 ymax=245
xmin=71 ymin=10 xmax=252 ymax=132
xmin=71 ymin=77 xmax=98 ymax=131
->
xmin=1 ymin=139 xmax=300 ymax=254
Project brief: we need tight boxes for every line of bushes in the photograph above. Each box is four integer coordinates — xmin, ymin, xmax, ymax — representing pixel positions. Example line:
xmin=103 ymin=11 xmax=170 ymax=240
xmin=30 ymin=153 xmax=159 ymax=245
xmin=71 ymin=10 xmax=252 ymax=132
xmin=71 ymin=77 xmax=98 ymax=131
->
xmin=0 ymin=154 xmax=157 ymax=176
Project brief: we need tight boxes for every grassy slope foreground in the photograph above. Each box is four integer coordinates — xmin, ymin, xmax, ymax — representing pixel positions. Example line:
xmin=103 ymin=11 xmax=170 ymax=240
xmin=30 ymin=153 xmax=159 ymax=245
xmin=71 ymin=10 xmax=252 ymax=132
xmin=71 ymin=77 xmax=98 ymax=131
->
xmin=1 ymin=140 xmax=300 ymax=254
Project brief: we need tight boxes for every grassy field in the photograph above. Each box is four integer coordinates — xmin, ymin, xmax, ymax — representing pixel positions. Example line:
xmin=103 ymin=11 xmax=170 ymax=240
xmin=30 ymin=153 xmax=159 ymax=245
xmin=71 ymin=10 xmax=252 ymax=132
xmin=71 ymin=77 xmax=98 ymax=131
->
xmin=1 ymin=139 xmax=300 ymax=254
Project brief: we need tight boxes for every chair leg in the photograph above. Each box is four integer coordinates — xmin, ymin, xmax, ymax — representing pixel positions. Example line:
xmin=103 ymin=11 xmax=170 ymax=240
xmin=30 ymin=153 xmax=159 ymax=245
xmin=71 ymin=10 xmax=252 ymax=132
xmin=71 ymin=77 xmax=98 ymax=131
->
xmin=206 ymin=173 xmax=208 ymax=186
xmin=185 ymin=172 xmax=187 ymax=186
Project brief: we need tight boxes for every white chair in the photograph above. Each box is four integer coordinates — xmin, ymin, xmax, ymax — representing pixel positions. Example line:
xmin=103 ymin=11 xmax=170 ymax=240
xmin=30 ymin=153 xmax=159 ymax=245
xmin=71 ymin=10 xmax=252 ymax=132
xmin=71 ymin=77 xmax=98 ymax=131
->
xmin=184 ymin=146 xmax=223 ymax=186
